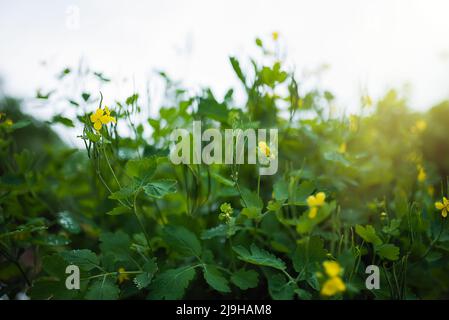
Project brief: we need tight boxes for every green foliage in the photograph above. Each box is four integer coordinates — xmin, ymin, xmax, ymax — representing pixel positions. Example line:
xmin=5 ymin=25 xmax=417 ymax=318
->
xmin=1 ymin=36 xmax=449 ymax=300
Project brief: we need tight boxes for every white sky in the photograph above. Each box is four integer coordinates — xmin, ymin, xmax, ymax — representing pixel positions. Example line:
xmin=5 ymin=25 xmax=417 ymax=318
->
xmin=1 ymin=0 xmax=449 ymax=115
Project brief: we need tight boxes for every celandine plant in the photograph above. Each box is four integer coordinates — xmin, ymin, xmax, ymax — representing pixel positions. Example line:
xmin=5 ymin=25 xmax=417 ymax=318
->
xmin=0 ymin=35 xmax=448 ymax=300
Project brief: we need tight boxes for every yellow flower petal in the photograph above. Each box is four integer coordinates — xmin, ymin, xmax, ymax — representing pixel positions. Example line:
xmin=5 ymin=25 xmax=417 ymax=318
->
xmin=321 ymin=276 xmax=346 ymax=296
xmin=117 ymin=267 xmax=129 ymax=284
xmin=443 ymin=197 xmax=449 ymax=206
xmin=323 ymin=260 xmax=341 ymax=278
xmin=94 ymin=121 xmax=102 ymax=131
xmin=435 ymin=202 xmax=445 ymax=210
xmin=443 ymin=208 xmax=448 ymax=218
xmin=315 ymin=192 xmax=326 ymax=206
xmin=307 ymin=195 xmax=317 ymax=207
xmin=308 ymin=207 xmax=318 ymax=219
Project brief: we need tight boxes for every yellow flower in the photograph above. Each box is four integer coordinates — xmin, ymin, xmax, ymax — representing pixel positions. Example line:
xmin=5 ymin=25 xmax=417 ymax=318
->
xmin=321 ymin=276 xmax=346 ymax=296
xmin=307 ymin=192 xmax=326 ymax=218
xmin=338 ymin=142 xmax=347 ymax=154
xmin=272 ymin=31 xmax=279 ymax=41
xmin=4 ymin=119 xmax=13 ymax=126
xmin=258 ymin=141 xmax=271 ymax=157
xmin=435 ymin=197 xmax=449 ymax=218
xmin=323 ymin=260 xmax=341 ymax=277
xmin=90 ymin=106 xmax=116 ymax=131
xmin=117 ymin=267 xmax=129 ymax=284
xmin=417 ymin=165 xmax=426 ymax=182
xmin=412 ymin=120 xmax=427 ymax=133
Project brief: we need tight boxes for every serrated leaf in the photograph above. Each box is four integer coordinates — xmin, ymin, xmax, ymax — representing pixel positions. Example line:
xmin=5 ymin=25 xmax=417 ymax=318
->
xmin=292 ymin=236 xmax=327 ymax=273
xmin=355 ymin=225 xmax=382 ymax=245
xmin=162 ymin=225 xmax=201 ymax=257
xmin=273 ymin=179 xmax=288 ymax=201
xmin=240 ymin=189 xmax=263 ymax=209
xmin=231 ymin=269 xmax=259 ymax=290
xmin=85 ymin=278 xmax=119 ymax=300
xmin=134 ymin=259 xmax=158 ymax=290
xmin=99 ymin=231 xmax=131 ymax=262
xmin=125 ymin=157 xmax=157 ymax=183
xmin=266 ymin=271 xmax=295 ymax=300
xmin=376 ymin=244 xmax=400 ymax=261
xmin=203 ymin=265 xmax=230 ymax=293
xmin=232 ymin=244 xmax=285 ymax=270
xmin=109 ymin=184 xmax=138 ymax=200
xmin=143 ymin=179 xmax=177 ymax=199
xmin=59 ymin=249 xmax=99 ymax=271
xmin=148 ymin=266 xmax=196 ymax=299
xmin=201 ymin=224 xmax=228 ymax=240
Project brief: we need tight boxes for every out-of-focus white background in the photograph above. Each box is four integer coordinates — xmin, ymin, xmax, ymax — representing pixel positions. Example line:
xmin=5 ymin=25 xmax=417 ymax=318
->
xmin=1 ymin=0 xmax=449 ymax=114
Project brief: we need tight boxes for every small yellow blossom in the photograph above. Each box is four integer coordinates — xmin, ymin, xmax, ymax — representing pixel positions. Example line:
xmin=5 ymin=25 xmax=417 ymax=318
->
xmin=307 ymin=192 xmax=326 ymax=219
xmin=411 ymin=120 xmax=427 ymax=133
xmin=4 ymin=119 xmax=13 ymax=126
xmin=321 ymin=276 xmax=346 ymax=296
xmin=338 ymin=142 xmax=347 ymax=154
xmin=380 ymin=212 xmax=387 ymax=220
xmin=90 ymin=106 xmax=116 ymax=131
xmin=117 ymin=267 xmax=129 ymax=284
xmin=323 ymin=260 xmax=341 ymax=277
xmin=272 ymin=31 xmax=279 ymax=41
xmin=258 ymin=141 xmax=271 ymax=157
xmin=435 ymin=197 xmax=449 ymax=218
xmin=417 ymin=165 xmax=426 ymax=182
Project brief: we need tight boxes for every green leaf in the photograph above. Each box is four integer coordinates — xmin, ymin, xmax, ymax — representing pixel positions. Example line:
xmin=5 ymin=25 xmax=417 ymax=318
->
xmin=203 ymin=265 xmax=231 ymax=293
xmin=85 ymin=278 xmax=120 ymax=300
xmin=231 ymin=269 xmax=259 ymax=290
xmin=109 ymin=184 xmax=138 ymax=200
xmin=266 ymin=272 xmax=295 ymax=300
xmin=201 ymin=224 xmax=228 ymax=240
xmin=57 ymin=211 xmax=80 ymax=234
xmin=296 ymin=201 xmax=336 ymax=234
xmin=292 ymin=181 xmax=315 ymax=204
xmin=241 ymin=207 xmax=262 ymax=220
xmin=355 ymin=225 xmax=383 ymax=245
xmin=211 ymin=172 xmax=235 ymax=187
xmin=86 ymin=130 xmax=100 ymax=142
xmin=292 ymin=236 xmax=327 ymax=273
xmin=229 ymin=57 xmax=246 ymax=85
xmin=273 ymin=179 xmax=288 ymax=201
xmin=162 ymin=225 xmax=201 ymax=257
xmin=106 ymin=206 xmax=132 ymax=216
xmin=240 ymin=189 xmax=263 ymax=209
xmin=376 ymin=244 xmax=400 ymax=261
xmin=148 ymin=266 xmax=196 ymax=299
xmin=99 ymin=231 xmax=131 ymax=262
xmin=11 ymin=120 xmax=31 ymax=130
xmin=125 ymin=157 xmax=157 ymax=183
xmin=143 ymin=179 xmax=177 ymax=199
xmin=134 ymin=259 xmax=158 ymax=290
xmin=59 ymin=249 xmax=99 ymax=271
xmin=232 ymin=244 xmax=286 ymax=270
xmin=51 ymin=115 xmax=75 ymax=127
